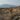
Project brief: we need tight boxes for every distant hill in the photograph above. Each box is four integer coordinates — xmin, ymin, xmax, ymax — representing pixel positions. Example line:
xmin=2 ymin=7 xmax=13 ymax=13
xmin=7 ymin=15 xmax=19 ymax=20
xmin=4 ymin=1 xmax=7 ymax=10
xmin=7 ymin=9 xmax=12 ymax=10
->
xmin=0 ymin=4 xmax=18 ymax=8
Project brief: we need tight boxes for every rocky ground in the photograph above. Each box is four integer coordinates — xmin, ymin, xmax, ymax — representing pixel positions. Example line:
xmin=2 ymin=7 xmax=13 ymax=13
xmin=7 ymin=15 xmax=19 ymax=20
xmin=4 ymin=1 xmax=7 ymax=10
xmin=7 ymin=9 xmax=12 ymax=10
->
xmin=0 ymin=11 xmax=20 ymax=20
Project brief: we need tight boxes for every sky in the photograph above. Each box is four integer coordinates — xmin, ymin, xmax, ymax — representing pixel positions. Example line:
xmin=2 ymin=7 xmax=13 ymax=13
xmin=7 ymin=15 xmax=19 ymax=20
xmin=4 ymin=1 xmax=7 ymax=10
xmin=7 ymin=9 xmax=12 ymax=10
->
xmin=0 ymin=0 xmax=20 ymax=6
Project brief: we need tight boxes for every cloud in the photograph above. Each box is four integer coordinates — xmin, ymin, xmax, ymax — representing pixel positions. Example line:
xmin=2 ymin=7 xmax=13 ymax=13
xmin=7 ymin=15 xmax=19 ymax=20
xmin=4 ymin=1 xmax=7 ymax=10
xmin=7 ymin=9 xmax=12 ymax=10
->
xmin=0 ymin=0 xmax=20 ymax=6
